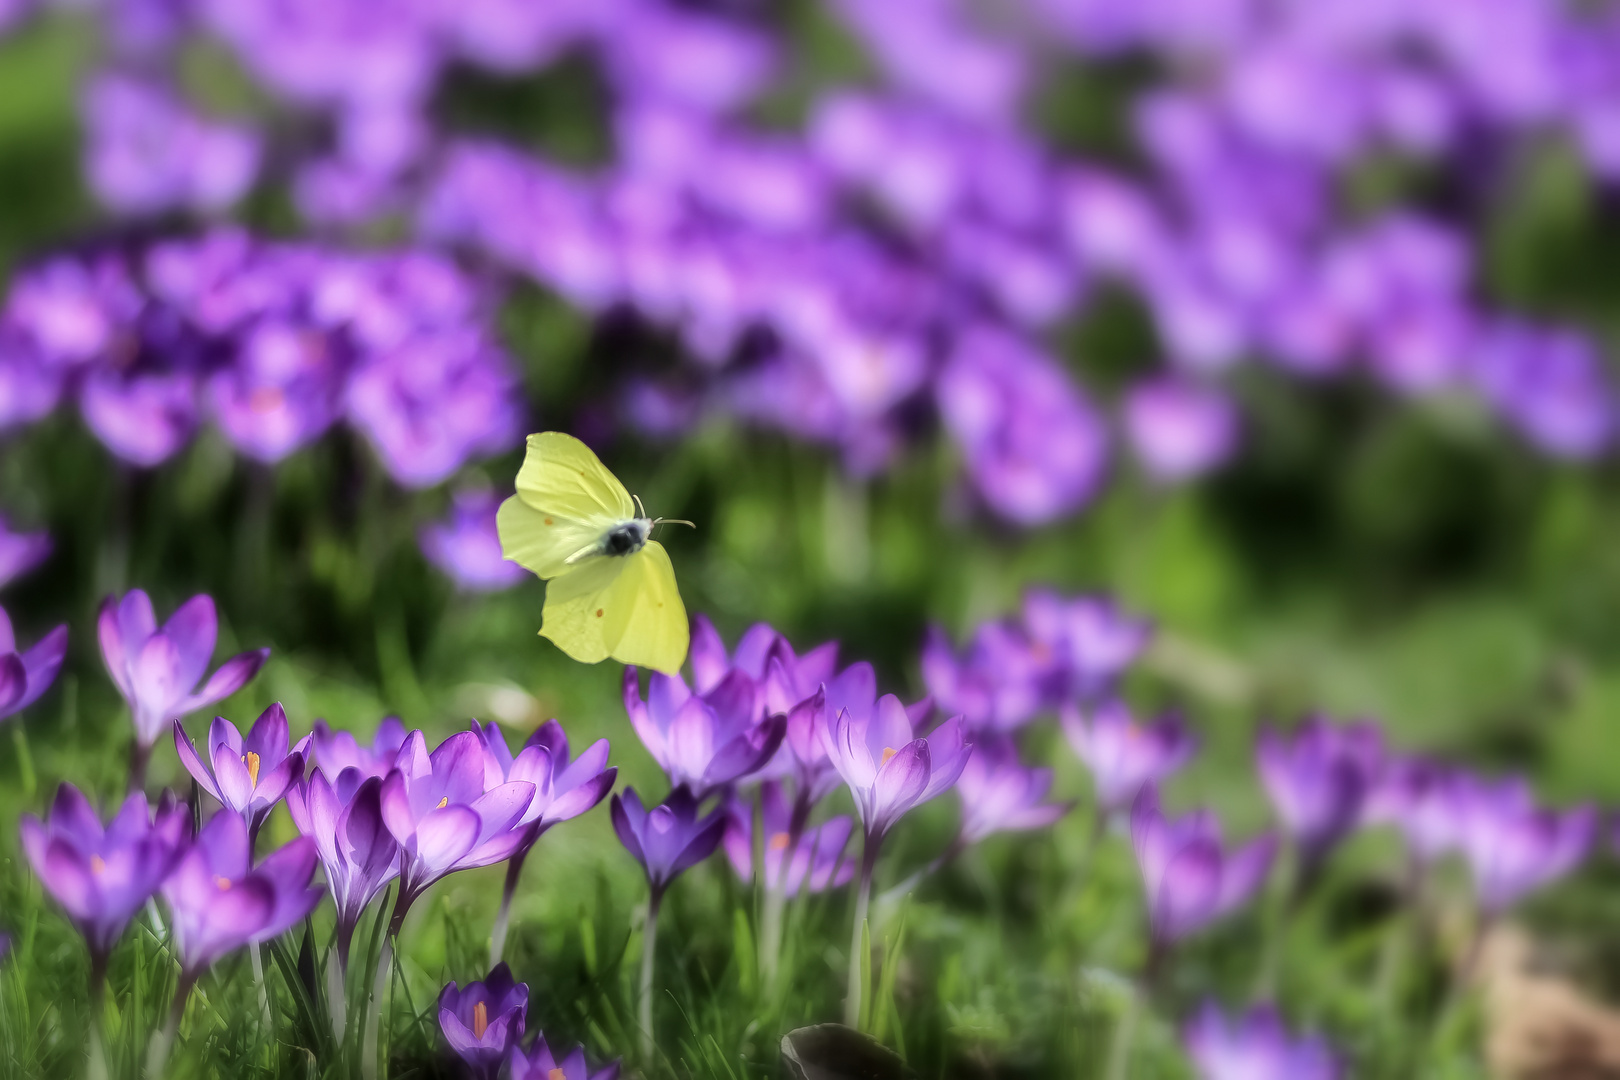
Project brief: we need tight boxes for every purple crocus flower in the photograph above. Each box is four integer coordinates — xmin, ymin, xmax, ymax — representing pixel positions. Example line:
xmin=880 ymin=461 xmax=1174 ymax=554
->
xmin=162 ymin=810 xmax=322 ymax=977
xmin=1131 ymin=787 xmax=1277 ymax=947
xmin=378 ymin=729 xmax=535 ymax=918
xmin=920 ymin=622 xmax=1054 ymax=733
xmin=623 ymin=667 xmax=786 ymax=798
xmin=509 ymin=1036 xmax=621 ymax=1080
xmin=0 ymin=605 xmax=68 ymax=724
xmin=822 ymin=694 xmax=972 ymax=843
xmin=1455 ymin=777 xmax=1596 ymax=915
xmin=1123 ymin=376 xmax=1241 ymax=484
xmin=1023 ymin=592 xmax=1152 ymax=699
xmin=1365 ymin=757 xmax=1467 ymax=867
xmin=20 ymin=783 xmax=190 ymax=963
xmin=173 ymin=704 xmax=309 ymax=840
xmin=1062 ymin=701 xmax=1197 ymax=817
xmin=1256 ymin=717 xmax=1384 ymax=867
xmin=722 ymin=780 xmax=856 ymax=896
xmin=285 ymin=770 xmax=398 ymax=968
xmin=0 ymin=517 xmax=50 ymax=588
xmin=98 ymin=589 xmax=270 ymax=782
xmin=438 ymin=964 xmax=528 ymax=1080
xmin=955 ymin=735 xmax=1072 ymax=845
xmin=1183 ymin=1003 xmax=1340 ymax=1080
xmin=420 ymin=491 xmax=528 ymax=592
xmin=611 ymin=785 xmax=727 ymax=899
xmin=310 ymin=717 xmax=407 ymax=781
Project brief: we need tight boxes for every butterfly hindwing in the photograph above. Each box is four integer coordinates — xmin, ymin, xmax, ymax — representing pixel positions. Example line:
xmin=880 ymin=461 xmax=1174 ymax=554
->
xmin=538 ymin=556 xmax=625 ymax=664
xmin=601 ymin=541 xmax=688 ymax=675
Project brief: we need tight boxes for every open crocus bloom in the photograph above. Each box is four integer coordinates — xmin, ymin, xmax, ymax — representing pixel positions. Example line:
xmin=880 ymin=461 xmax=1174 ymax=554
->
xmin=310 ymin=716 xmax=407 ymax=781
xmin=20 ymin=783 xmax=191 ymax=959
xmin=97 ymin=589 xmax=269 ymax=750
xmin=438 ymin=963 xmax=528 ymax=1079
xmin=1183 ymin=1003 xmax=1340 ymax=1080
xmin=1131 ymin=787 xmax=1277 ymax=946
xmin=173 ymin=704 xmax=309 ymax=835
xmin=379 ymin=730 xmax=535 ymax=906
xmin=162 ymin=811 xmax=322 ymax=977
xmin=723 ymin=779 xmax=856 ymax=895
xmin=0 ymin=605 xmax=68 ymax=724
xmin=622 ymin=667 xmax=785 ymax=798
xmin=285 ymin=770 xmax=399 ymax=965
xmin=1062 ymin=700 xmax=1196 ymax=816
xmin=822 ymin=694 xmax=971 ymax=840
xmin=510 ymin=1035 xmax=621 ymax=1080
xmin=610 ymin=786 xmax=727 ymax=896
xmin=955 ymin=735 xmax=1072 ymax=845
xmin=1454 ymin=776 xmax=1596 ymax=915
xmin=471 ymin=719 xmax=616 ymax=832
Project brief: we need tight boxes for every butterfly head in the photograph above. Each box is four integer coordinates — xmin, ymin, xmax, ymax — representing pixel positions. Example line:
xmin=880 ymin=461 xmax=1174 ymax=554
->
xmin=603 ymin=520 xmax=651 ymax=557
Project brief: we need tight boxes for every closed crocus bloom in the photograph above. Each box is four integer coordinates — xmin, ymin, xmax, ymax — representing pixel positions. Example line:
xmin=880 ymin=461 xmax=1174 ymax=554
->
xmin=723 ymin=780 xmax=856 ymax=896
xmin=1131 ymin=787 xmax=1277 ymax=946
xmin=285 ymin=770 xmax=398 ymax=968
xmin=98 ymin=589 xmax=269 ymax=781
xmin=439 ymin=964 xmax=528 ymax=1080
xmin=1455 ymin=777 xmax=1596 ymax=915
xmin=162 ymin=811 xmax=322 ymax=977
xmin=20 ymin=783 xmax=191 ymax=961
xmin=173 ymin=704 xmax=309 ymax=840
xmin=1023 ymin=592 xmax=1151 ymax=699
xmin=0 ymin=518 xmax=50 ymax=588
xmin=956 ymin=735 xmax=1072 ymax=845
xmin=623 ymin=667 xmax=786 ymax=798
xmin=611 ymin=786 xmax=727 ymax=897
xmin=1062 ymin=701 xmax=1196 ymax=816
xmin=0 ymin=605 xmax=68 ymax=725
xmin=1256 ymin=717 xmax=1383 ymax=865
xmin=823 ymin=694 xmax=972 ymax=842
xmin=1183 ymin=1003 xmax=1340 ymax=1080
xmin=509 ymin=1036 xmax=621 ymax=1080
xmin=311 ymin=717 xmax=407 ymax=781
xmin=379 ymin=730 xmax=536 ymax=912
xmin=420 ymin=490 xmax=527 ymax=593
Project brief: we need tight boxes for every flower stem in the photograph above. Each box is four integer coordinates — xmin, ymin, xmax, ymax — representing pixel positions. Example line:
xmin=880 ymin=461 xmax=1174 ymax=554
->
xmin=489 ymin=850 xmax=528 ymax=969
xmin=144 ymin=971 xmax=196 ymax=1079
xmin=844 ymin=833 xmax=881 ymax=1028
xmin=1103 ymin=981 xmax=1140 ymax=1080
xmin=250 ymin=942 xmax=273 ymax=1031
xmin=11 ymin=724 xmax=35 ymax=797
xmin=88 ymin=956 xmax=109 ymax=1080
xmin=129 ymin=739 xmax=152 ymax=794
xmin=326 ymin=948 xmax=348 ymax=1044
xmin=639 ymin=889 xmax=663 ymax=1063
xmin=361 ymin=936 xmax=395 ymax=1080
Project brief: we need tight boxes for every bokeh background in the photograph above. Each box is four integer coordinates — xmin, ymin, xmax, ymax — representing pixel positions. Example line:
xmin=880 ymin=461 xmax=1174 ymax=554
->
xmin=5 ymin=0 xmax=1620 ymax=1076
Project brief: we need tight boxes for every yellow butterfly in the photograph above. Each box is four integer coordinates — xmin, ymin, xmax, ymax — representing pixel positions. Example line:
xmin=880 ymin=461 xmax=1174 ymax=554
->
xmin=497 ymin=432 xmax=691 ymax=674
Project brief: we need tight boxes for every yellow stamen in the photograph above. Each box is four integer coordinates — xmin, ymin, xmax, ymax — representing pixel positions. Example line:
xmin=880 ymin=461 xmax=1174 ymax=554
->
xmin=880 ymin=747 xmax=897 ymax=767
xmin=548 ymin=1070 xmax=565 ymax=1080
xmin=90 ymin=855 xmax=106 ymax=875
xmin=768 ymin=832 xmax=791 ymax=851
xmin=215 ymin=876 xmax=233 ymax=891
xmin=244 ymin=751 xmax=261 ymax=788
xmin=436 ymin=797 xmax=449 ymax=810
xmin=472 ymin=1001 xmax=488 ymax=1040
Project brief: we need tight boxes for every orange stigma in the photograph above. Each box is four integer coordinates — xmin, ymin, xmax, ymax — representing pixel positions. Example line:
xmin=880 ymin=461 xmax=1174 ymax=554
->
xmin=436 ymin=797 xmax=449 ymax=809
xmin=472 ymin=1001 xmax=489 ymax=1040
xmin=215 ymin=876 xmax=233 ymax=891
xmin=768 ymin=832 xmax=791 ymax=851
xmin=90 ymin=855 xmax=106 ymax=875
xmin=243 ymin=751 xmax=261 ymax=788
xmin=880 ymin=747 xmax=897 ymax=767
xmin=548 ymin=1070 xmax=565 ymax=1080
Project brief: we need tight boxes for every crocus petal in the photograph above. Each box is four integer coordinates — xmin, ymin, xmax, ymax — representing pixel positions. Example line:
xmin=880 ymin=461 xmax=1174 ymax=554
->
xmin=15 ymin=625 xmax=68 ymax=711
xmin=162 ymin=594 xmax=219 ymax=696
xmin=97 ymin=597 xmax=134 ymax=698
xmin=180 ymin=648 xmax=270 ymax=713
xmin=869 ymin=739 xmax=930 ymax=835
xmin=412 ymin=805 xmax=481 ymax=875
xmin=173 ymin=720 xmax=224 ymax=803
xmin=544 ymin=767 xmax=616 ymax=825
xmin=214 ymin=748 xmax=255 ymax=812
xmin=0 ymin=654 xmax=25 ymax=715
xmin=1154 ymin=839 xmax=1222 ymax=941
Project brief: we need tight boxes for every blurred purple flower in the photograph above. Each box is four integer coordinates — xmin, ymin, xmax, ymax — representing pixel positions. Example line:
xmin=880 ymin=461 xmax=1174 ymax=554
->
xmin=938 ymin=326 xmax=1109 ymax=526
xmin=163 ymin=811 xmax=321 ymax=977
xmin=921 ymin=622 xmax=1053 ymax=733
xmin=421 ymin=491 xmax=528 ymax=592
xmin=79 ymin=366 xmax=200 ymax=467
xmin=0 ymin=605 xmax=68 ymax=724
xmin=1062 ymin=701 xmax=1196 ymax=817
xmin=20 ymin=784 xmax=190 ymax=961
xmin=1256 ymin=717 xmax=1383 ymax=865
xmin=380 ymin=730 xmax=533 ymax=915
xmin=1131 ymin=786 xmax=1277 ymax=946
xmin=0 ymin=517 xmax=50 ymax=588
xmin=623 ymin=667 xmax=785 ymax=799
xmin=1123 ymin=376 xmax=1241 ymax=484
xmin=1474 ymin=323 xmax=1615 ymax=460
xmin=4 ymin=254 xmax=142 ymax=368
xmin=439 ymin=963 xmax=528 ymax=1080
xmin=310 ymin=717 xmax=407 ymax=782
xmin=1183 ymin=1002 xmax=1340 ymax=1080
xmin=98 ymin=589 xmax=270 ymax=765
xmin=285 ymin=770 xmax=398 ymax=968
xmin=955 ymin=735 xmax=1072 ymax=845
xmin=208 ymin=319 xmax=349 ymax=463
xmin=611 ymin=785 xmax=727 ymax=898
xmin=1455 ymin=777 xmax=1595 ymax=915
xmin=173 ymin=704 xmax=308 ymax=840
xmin=1365 ymin=757 xmax=1467 ymax=867
xmin=1023 ymin=592 xmax=1152 ymax=699
xmin=822 ymin=694 xmax=971 ymax=842
xmin=723 ymin=779 xmax=856 ymax=895
xmin=509 ymin=1036 xmax=621 ymax=1080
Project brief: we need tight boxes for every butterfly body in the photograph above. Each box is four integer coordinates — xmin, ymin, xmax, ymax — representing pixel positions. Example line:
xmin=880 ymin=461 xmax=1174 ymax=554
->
xmin=498 ymin=433 xmax=690 ymax=674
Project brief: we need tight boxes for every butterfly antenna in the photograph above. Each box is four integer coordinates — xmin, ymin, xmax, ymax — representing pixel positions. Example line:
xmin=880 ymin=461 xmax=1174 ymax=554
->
xmin=651 ymin=518 xmax=697 ymax=532
xmin=633 ymin=493 xmax=647 ymax=519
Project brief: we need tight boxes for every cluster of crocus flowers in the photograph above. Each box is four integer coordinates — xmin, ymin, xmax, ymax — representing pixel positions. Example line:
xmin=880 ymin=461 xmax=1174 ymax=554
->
xmin=438 ymin=965 xmax=619 ymax=1080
